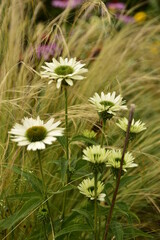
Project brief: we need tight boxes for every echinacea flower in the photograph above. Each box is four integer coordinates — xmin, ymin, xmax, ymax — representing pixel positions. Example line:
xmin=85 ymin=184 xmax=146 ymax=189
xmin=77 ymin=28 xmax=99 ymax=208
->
xmin=9 ymin=117 xmax=64 ymax=151
xmin=37 ymin=205 xmax=49 ymax=221
xmin=106 ymin=149 xmax=138 ymax=172
xmin=41 ymin=57 xmax=88 ymax=89
xmin=83 ymin=145 xmax=107 ymax=164
xmin=116 ymin=117 xmax=146 ymax=134
xmin=89 ymin=92 xmax=127 ymax=120
xmin=51 ymin=0 xmax=83 ymax=9
xmin=78 ymin=178 xmax=106 ymax=201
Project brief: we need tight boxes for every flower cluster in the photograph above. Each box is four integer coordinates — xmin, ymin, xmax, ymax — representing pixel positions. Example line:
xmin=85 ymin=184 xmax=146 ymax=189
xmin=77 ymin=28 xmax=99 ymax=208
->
xmin=8 ymin=55 xmax=146 ymax=214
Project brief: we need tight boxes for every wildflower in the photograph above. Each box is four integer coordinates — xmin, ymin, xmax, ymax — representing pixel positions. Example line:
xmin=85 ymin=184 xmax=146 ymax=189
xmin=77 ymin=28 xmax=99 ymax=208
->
xmin=9 ymin=117 xmax=64 ymax=151
xmin=107 ymin=2 xmax=126 ymax=12
xmin=89 ymin=92 xmax=127 ymax=120
xmin=134 ymin=12 xmax=147 ymax=23
xmin=36 ymin=43 xmax=58 ymax=60
xmin=41 ymin=57 xmax=88 ymax=89
xmin=116 ymin=117 xmax=146 ymax=134
xmin=82 ymin=129 xmax=97 ymax=139
xmin=83 ymin=145 xmax=107 ymax=164
xmin=116 ymin=14 xmax=134 ymax=23
xmin=106 ymin=149 xmax=138 ymax=172
xmin=83 ymin=145 xmax=107 ymax=173
xmin=78 ymin=178 xmax=106 ymax=201
xmin=51 ymin=0 xmax=83 ymax=9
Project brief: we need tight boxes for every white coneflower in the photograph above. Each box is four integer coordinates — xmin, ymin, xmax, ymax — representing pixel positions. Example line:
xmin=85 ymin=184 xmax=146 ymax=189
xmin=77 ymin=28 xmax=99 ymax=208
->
xmin=106 ymin=149 xmax=138 ymax=172
xmin=83 ymin=145 xmax=107 ymax=164
xmin=40 ymin=57 xmax=88 ymax=89
xmin=9 ymin=116 xmax=64 ymax=151
xmin=89 ymin=92 xmax=127 ymax=120
xmin=78 ymin=178 xmax=106 ymax=202
xmin=116 ymin=117 xmax=146 ymax=134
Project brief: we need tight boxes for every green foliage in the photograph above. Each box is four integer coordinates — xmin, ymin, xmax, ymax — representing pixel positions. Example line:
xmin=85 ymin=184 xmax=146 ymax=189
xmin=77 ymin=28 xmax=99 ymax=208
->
xmin=110 ymin=221 xmax=124 ymax=240
xmin=55 ymin=224 xmax=92 ymax=238
xmin=8 ymin=165 xmax=43 ymax=194
xmin=0 ymin=198 xmax=42 ymax=231
xmin=72 ymin=208 xmax=94 ymax=229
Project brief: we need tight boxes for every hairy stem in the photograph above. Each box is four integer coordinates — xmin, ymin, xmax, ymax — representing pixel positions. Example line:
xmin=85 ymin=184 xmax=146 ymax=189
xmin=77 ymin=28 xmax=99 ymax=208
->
xmin=101 ymin=119 xmax=106 ymax=147
xmin=103 ymin=105 xmax=135 ymax=240
xmin=94 ymin=172 xmax=98 ymax=240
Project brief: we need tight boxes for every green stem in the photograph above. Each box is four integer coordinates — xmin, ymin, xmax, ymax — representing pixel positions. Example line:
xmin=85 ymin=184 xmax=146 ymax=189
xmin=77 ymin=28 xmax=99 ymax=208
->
xmin=94 ymin=172 xmax=98 ymax=240
xmin=64 ymin=87 xmax=69 ymax=168
xmin=101 ymin=120 xmax=106 ymax=147
xmin=37 ymin=151 xmax=55 ymax=240
xmin=61 ymin=87 xmax=70 ymax=220
xmin=99 ymin=119 xmax=106 ymax=238
xmin=43 ymin=220 xmax=48 ymax=240
xmin=99 ymin=216 xmax=101 ymax=239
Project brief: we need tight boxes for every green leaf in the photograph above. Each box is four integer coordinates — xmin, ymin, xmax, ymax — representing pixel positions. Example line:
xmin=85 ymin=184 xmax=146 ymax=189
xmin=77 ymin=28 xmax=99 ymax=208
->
xmin=57 ymin=184 xmax=77 ymax=193
xmin=71 ymin=159 xmax=89 ymax=178
xmin=7 ymin=192 xmax=41 ymax=200
xmin=0 ymin=198 xmax=42 ymax=230
xmin=110 ymin=221 xmax=124 ymax=240
xmin=57 ymin=136 xmax=66 ymax=149
xmin=7 ymin=165 xmax=42 ymax=194
xmin=104 ymin=182 xmax=113 ymax=205
xmin=119 ymin=175 xmax=138 ymax=188
xmin=72 ymin=209 xmax=94 ymax=229
xmin=70 ymin=135 xmax=97 ymax=145
xmin=61 ymin=211 xmax=78 ymax=228
xmin=115 ymin=202 xmax=140 ymax=223
xmin=127 ymin=211 xmax=140 ymax=223
xmin=60 ymin=158 xmax=68 ymax=184
xmin=124 ymin=227 xmax=153 ymax=239
xmin=55 ymin=224 xmax=92 ymax=238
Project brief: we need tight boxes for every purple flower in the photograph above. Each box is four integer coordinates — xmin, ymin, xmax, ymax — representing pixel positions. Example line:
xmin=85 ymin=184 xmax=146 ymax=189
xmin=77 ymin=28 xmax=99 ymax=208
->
xmin=36 ymin=43 xmax=58 ymax=60
xmin=107 ymin=2 xmax=126 ymax=11
xmin=116 ymin=14 xmax=135 ymax=23
xmin=51 ymin=0 xmax=83 ymax=9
